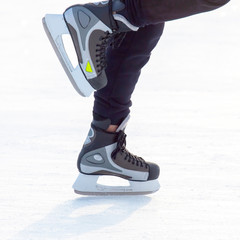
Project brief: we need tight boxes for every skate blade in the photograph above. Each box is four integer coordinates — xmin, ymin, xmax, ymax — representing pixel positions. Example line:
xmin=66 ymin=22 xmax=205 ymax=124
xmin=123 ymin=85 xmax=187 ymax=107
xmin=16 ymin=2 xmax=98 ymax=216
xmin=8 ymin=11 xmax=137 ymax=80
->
xmin=72 ymin=173 xmax=160 ymax=196
xmin=42 ymin=14 xmax=94 ymax=97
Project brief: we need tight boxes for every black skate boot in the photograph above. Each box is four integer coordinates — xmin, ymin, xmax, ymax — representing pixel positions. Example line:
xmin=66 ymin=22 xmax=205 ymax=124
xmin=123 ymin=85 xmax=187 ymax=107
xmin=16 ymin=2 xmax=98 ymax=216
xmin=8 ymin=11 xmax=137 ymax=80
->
xmin=43 ymin=0 xmax=139 ymax=97
xmin=72 ymin=115 xmax=160 ymax=195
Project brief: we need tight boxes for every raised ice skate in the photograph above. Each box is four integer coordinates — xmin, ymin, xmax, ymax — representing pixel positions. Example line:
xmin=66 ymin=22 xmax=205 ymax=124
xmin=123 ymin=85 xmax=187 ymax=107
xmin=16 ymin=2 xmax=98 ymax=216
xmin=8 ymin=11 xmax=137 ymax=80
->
xmin=42 ymin=0 xmax=138 ymax=97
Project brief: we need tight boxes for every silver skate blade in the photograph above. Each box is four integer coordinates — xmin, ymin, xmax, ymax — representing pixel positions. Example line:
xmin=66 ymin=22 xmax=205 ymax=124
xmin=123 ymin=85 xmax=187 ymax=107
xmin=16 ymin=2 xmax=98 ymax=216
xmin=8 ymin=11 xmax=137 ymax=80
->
xmin=73 ymin=173 xmax=160 ymax=196
xmin=42 ymin=14 xmax=94 ymax=97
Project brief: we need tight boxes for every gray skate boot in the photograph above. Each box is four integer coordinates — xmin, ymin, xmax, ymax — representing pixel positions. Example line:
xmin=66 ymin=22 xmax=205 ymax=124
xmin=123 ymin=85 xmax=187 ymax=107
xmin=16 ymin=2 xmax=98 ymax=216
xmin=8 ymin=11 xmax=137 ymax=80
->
xmin=73 ymin=115 xmax=160 ymax=195
xmin=43 ymin=0 xmax=138 ymax=97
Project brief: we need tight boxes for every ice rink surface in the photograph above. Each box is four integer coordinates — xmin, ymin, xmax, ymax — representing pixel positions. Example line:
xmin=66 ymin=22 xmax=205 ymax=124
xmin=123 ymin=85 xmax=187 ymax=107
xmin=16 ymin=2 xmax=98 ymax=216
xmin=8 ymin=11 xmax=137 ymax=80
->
xmin=0 ymin=1 xmax=240 ymax=240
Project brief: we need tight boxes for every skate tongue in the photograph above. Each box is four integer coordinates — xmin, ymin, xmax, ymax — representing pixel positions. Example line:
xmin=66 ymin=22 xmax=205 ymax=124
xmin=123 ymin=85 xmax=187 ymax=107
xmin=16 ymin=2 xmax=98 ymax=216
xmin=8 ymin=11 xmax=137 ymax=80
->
xmin=112 ymin=0 xmax=125 ymax=12
xmin=116 ymin=114 xmax=130 ymax=132
xmin=112 ymin=0 xmax=139 ymax=32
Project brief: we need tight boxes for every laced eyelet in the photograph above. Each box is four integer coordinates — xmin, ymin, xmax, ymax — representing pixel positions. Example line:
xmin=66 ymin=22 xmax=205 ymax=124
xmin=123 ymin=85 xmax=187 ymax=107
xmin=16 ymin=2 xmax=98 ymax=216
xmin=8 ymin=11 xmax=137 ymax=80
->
xmin=94 ymin=31 xmax=126 ymax=75
xmin=111 ymin=130 xmax=148 ymax=169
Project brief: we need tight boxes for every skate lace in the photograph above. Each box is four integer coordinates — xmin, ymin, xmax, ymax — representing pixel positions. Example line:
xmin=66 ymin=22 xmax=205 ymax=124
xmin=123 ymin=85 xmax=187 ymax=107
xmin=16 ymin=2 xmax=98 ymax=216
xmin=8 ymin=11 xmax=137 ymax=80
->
xmin=95 ymin=32 xmax=126 ymax=74
xmin=95 ymin=0 xmax=126 ymax=74
xmin=111 ymin=131 xmax=148 ymax=169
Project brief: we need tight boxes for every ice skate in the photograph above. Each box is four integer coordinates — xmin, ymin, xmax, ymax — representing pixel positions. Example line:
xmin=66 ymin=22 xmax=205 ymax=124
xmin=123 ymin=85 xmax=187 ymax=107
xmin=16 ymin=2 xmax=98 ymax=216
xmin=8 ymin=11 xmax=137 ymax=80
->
xmin=42 ymin=0 xmax=138 ymax=97
xmin=73 ymin=115 xmax=160 ymax=195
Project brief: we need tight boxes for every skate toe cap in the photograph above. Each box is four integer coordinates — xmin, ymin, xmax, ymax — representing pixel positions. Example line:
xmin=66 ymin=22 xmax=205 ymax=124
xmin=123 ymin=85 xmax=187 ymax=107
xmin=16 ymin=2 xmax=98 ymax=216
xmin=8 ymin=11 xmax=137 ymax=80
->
xmin=148 ymin=163 xmax=160 ymax=180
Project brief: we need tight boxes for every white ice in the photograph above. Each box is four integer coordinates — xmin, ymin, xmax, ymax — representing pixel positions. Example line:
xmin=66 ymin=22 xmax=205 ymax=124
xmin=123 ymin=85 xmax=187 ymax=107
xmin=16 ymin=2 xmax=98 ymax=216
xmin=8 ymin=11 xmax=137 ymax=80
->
xmin=0 ymin=1 xmax=240 ymax=240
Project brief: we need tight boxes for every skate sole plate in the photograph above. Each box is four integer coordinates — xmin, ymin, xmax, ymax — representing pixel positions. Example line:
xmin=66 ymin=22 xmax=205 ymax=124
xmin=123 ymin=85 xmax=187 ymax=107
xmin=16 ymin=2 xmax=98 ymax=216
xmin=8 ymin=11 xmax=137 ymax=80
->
xmin=73 ymin=173 xmax=160 ymax=196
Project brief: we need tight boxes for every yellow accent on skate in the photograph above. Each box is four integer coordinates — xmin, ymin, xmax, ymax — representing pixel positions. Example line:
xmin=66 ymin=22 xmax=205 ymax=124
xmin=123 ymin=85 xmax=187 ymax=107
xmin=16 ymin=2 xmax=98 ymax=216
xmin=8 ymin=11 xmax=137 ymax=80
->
xmin=86 ymin=61 xmax=93 ymax=73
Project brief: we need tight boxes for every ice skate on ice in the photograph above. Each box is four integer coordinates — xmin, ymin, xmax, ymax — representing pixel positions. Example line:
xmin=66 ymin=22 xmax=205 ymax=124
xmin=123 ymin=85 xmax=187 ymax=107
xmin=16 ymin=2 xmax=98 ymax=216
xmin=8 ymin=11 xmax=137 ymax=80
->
xmin=42 ymin=0 xmax=138 ymax=97
xmin=73 ymin=115 xmax=160 ymax=195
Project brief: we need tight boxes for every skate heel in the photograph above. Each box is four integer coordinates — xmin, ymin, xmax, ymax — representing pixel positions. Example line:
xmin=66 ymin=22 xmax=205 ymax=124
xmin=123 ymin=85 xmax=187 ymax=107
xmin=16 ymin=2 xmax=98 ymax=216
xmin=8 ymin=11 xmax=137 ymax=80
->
xmin=73 ymin=173 xmax=160 ymax=195
xmin=42 ymin=14 xmax=95 ymax=97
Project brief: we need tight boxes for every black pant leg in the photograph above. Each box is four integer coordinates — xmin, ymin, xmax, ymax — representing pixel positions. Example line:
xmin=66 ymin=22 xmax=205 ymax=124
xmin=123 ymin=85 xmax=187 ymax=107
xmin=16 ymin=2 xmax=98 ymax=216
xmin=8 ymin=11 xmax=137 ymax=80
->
xmin=93 ymin=23 xmax=165 ymax=124
xmin=124 ymin=0 xmax=230 ymax=26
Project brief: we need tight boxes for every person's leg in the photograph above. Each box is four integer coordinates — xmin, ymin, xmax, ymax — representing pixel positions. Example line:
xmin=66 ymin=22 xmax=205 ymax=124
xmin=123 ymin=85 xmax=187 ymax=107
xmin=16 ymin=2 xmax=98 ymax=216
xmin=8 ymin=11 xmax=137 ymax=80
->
xmin=92 ymin=0 xmax=230 ymax=128
xmin=121 ymin=0 xmax=230 ymax=26
xmin=93 ymin=22 xmax=165 ymax=126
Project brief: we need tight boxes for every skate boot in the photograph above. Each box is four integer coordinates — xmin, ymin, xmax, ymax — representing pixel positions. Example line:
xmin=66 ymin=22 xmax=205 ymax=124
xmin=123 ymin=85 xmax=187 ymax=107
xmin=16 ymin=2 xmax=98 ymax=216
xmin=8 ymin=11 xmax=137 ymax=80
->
xmin=73 ymin=115 xmax=160 ymax=195
xmin=42 ymin=0 xmax=139 ymax=97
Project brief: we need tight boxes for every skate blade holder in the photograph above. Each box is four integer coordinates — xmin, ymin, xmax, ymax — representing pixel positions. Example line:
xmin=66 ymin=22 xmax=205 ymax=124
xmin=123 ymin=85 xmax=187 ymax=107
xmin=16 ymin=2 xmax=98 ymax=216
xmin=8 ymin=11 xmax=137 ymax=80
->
xmin=73 ymin=173 xmax=160 ymax=196
xmin=42 ymin=14 xmax=94 ymax=97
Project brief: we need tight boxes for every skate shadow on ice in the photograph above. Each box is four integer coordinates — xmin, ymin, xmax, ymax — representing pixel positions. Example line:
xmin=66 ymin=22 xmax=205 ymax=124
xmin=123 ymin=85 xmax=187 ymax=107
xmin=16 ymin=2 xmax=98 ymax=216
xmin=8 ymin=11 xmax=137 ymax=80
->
xmin=12 ymin=195 xmax=151 ymax=240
